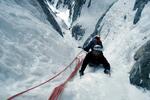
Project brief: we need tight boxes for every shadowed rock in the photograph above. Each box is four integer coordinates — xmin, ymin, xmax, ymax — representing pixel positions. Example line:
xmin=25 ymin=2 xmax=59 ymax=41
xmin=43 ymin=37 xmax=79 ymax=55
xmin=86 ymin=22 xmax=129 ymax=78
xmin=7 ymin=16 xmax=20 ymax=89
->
xmin=133 ymin=0 xmax=149 ymax=24
xmin=37 ymin=0 xmax=63 ymax=37
xmin=130 ymin=40 xmax=150 ymax=90
xmin=71 ymin=24 xmax=85 ymax=40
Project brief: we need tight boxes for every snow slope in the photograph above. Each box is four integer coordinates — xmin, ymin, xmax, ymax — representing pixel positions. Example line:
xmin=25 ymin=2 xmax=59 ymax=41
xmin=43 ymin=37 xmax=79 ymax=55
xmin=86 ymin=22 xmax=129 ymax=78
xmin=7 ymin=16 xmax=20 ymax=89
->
xmin=61 ymin=0 xmax=150 ymax=100
xmin=0 ymin=0 xmax=150 ymax=100
xmin=0 ymin=0 xmax=77 ymax=99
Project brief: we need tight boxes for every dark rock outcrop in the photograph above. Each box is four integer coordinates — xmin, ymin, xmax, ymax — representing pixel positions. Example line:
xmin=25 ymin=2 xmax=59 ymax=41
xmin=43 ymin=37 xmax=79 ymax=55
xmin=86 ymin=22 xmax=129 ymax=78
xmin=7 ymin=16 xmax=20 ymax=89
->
xmin=37 ymin=0 xmax=63 ymax=37
xmin=71 ymin=24 xmax=85 ymax=40
xmin=49 ymin=0 xmax=86 ymax=22
xmin=71 ymin=0 xmax=86 ymax=22
xmin=133 ymin=0 xmax=149 ymax=24
xmin=15 ymin=0 xmax=63 ymax=37
xmin=130 ymin=40 xmax=150 ymax=90
xmin=87 ymin=0 xmax=92 ymax=8
xmin=83 ymin=1 xmax=116 ymax=47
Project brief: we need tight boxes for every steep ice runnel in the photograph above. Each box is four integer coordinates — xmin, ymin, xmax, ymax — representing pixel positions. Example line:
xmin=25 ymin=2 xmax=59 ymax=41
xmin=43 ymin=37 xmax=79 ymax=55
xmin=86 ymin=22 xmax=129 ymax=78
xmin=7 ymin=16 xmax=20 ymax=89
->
xmin=61 ymin=0 xmax=150 ymax=100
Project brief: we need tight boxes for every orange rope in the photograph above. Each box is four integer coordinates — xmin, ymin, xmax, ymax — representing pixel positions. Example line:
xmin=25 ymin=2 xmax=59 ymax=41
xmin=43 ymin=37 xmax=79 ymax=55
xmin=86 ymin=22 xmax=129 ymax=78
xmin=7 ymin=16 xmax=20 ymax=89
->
xmin=49 ymin=58 xmax=83 ymax=100
xmin=7 ymin=51 xmax=83 ymax=100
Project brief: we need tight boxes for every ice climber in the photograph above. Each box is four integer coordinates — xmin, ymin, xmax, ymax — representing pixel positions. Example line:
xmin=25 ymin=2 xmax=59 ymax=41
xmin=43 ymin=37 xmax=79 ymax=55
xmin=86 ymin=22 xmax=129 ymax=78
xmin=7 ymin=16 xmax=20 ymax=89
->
xmin=79 ymin=35 xmax=111 ymax=76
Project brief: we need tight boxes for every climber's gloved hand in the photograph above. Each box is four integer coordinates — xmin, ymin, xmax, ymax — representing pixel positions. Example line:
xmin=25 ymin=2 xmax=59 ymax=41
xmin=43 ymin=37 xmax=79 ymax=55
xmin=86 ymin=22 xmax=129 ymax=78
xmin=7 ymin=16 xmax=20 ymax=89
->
xmin=79 ymin=70 xmax=84 ymax=76
xmin=104 ymin=69 xmax=111 ymax=76
xmin=78 ymin=46 xmax=83 ymax=49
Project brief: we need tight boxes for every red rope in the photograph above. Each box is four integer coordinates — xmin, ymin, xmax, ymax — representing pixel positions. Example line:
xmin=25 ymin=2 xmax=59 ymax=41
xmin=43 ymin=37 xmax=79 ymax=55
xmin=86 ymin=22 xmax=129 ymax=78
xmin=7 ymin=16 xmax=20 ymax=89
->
xmin=49 ymin=58 xmax=83 ymax=100
xmin=7 ymin=51 xmax=83 ymax=100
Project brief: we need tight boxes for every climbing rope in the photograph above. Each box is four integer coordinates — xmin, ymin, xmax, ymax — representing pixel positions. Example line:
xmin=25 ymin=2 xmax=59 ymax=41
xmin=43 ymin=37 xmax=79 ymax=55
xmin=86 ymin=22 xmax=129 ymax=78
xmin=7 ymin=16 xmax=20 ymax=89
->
xmin=7 ymin=50 xmax=84 ymax=100
xmin=49 ymin=57 xmax=84 ymax=100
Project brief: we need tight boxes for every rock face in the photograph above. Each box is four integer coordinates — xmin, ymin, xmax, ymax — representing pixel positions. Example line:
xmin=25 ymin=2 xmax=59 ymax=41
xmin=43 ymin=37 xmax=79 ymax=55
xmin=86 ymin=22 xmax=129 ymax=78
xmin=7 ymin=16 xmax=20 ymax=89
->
xmin=49 ymin=0 xmax=86 ymax=22
xmin=83 ymin=1 xmax=116 ymax=47
xmin=72 ymin=24 xmax=85 ymax=40
xmin=37 ymin=0 xmax=63 ymax=37
xmin=130 ymin=40 xmax=150 ymax=90
xmin=133 ymin=0 xmax=150 ymax=24
xmin=14 ymin=0 xmax=64 ymax=37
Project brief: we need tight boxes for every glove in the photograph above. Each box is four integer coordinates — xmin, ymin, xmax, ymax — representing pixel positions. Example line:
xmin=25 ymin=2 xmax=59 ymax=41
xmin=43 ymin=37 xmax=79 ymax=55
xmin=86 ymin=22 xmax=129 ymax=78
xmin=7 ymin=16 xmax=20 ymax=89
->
xmin=79 ymin=70 xmax=84 ymax=76
xmin=78 ymin=46 xmax=83 ymax=49
xmin=104 ymin=69 xmax=110 ymax=74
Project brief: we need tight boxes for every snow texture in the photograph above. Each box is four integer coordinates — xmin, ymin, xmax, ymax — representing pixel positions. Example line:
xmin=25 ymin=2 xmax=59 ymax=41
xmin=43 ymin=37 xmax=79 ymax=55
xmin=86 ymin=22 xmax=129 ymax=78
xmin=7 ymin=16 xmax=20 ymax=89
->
xmin=0 ymin=0 xmax=150 ymax=100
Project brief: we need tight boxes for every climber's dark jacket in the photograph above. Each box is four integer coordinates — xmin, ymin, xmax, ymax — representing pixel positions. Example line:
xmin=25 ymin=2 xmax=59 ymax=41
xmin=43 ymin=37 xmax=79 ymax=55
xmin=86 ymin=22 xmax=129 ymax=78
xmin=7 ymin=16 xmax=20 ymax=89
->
xmin=80 ymin=37 xmax=110 ymax=75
